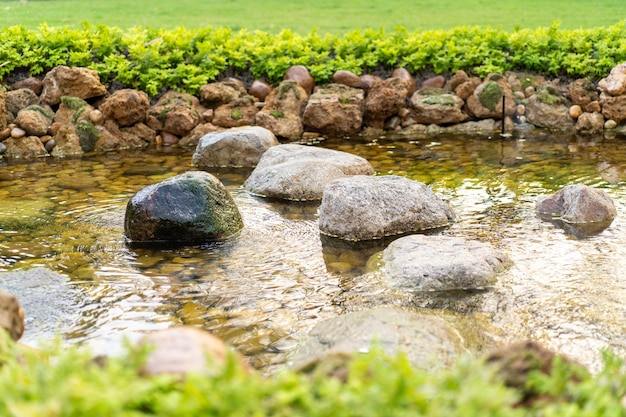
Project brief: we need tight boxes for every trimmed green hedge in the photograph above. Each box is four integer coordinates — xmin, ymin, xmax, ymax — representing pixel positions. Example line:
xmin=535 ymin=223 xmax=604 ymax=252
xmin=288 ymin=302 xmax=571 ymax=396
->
xmin=1 ymin=22 xmax=625 ymax=96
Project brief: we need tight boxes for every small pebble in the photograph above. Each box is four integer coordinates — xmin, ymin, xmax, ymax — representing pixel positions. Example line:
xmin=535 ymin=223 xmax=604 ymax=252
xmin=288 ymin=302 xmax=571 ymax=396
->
xmin=10 ymin=127 xmax=25 ymax=139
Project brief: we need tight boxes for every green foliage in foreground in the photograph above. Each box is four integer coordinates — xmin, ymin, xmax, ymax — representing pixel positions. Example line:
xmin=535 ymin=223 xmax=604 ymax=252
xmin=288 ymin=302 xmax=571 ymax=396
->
xmin=1 ymin=333 xmax=626 ymax=417
xmin=1 ymin=22 xmax=626 ymax=96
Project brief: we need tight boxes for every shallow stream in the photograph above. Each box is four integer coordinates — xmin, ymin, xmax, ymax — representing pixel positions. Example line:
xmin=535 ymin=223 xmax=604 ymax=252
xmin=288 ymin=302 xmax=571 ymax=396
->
xmin=2 ymin=131 xmax=626 ymax=373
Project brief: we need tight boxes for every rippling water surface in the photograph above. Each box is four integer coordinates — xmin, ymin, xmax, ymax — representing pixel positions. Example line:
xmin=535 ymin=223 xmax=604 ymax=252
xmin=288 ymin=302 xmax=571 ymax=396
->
xmin=2 ymin=131 xmax=626 ymax=372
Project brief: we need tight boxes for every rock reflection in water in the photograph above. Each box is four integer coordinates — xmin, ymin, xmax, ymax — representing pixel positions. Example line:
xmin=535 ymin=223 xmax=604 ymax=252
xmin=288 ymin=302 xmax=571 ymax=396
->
xmin=1 ymin=134 xmax=626 ymax=372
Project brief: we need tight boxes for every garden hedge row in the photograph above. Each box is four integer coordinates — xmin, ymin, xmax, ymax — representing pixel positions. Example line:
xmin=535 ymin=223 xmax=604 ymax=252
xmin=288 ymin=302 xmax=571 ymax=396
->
xmin=1 ymin=22 xmax=625 ymax=96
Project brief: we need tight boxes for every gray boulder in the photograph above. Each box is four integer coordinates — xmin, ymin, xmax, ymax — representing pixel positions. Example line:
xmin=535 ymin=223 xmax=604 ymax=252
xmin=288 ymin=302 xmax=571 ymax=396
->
xmin=244 ymin=144 xmax=374 ymax=201
xmin=537 ymin=184 xmax=617 ymax=224
xmin=191 ymin=126 xmax=279 ymax=168
xmin=318 ymin=175 xmax=454 ymax=241
xmin=291 ymin=306 xmax=466 ymax=371
xmin=0 ymin=267 xmax=81 ymax=341
xmin=124 ymin=171 xmax=243 ymax=243
xmin=379 ymin=234 xmax=512 ymax=291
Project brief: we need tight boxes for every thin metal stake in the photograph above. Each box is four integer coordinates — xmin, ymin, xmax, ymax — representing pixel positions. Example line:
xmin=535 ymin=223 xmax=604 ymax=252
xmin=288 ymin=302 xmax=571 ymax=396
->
xmin=501 ymin=95 xmax=505 ymax=135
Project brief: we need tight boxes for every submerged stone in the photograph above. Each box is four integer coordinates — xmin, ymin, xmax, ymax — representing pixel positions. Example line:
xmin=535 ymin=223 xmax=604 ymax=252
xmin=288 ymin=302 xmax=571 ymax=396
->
xmin=291 ymin=306 xmax=467 ymax=371
xmin=124 ymin=171 xmax=243 ymax=244
xmin=379 ymin=234 xmax=512 ymax=291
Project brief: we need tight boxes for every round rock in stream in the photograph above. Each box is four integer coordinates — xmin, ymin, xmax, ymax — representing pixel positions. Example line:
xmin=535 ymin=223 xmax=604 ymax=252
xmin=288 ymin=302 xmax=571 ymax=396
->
xmin=124 ymin=171 xmax=243 ymax=243
xmin=536 ymin=184 xmax=617 ymax=224
xmin=380 ymin=234 xmax=512 ymax=291
xmin=291 ymin=306 xmax=466 ymax=371
xmin=191 ymin=126 xmax=279 ymax=168
xmin=318 ymin=175 xmax=454 ymax=241
xmin=244 ymin=144 xmax=374 ymax=201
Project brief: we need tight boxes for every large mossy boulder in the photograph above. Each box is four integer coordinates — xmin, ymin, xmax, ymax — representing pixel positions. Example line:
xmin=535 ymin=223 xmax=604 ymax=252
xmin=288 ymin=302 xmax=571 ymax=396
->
xmin=124 ymin=171 xmax=243 ymax=244
xmin=318 ymin=175 xmax=454 ymax=241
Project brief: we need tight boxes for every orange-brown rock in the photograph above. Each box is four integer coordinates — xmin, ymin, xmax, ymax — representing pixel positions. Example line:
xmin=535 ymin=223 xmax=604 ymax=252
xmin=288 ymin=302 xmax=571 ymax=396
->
xmin=212 ymin=98 xmax=259 ymax=128
xmin=447 ymin=70 xmax=470 ymax=92
xmin=392 ymin=68 xmax=416 ymax=96
xmin=567 ymin=78 xmax=598 ymax=107
xmin=255 ymin=80 xmax=308 ymax=140
xmin=0 ymin=289 xmax=24 ymax=341
xmin=364 ymin=79 xmax=405 ymax=128
xmin=99 ymin=89 xmax=150 ymax=127
xmin=600 ymin=95 xmax=626 ymax=124
xmin=332 ymin=70 xmax=363 ymax=89
xmin=302 ymin=84 xmax=364 ymax=136
xmin=421 ymin=75 xmax=446 ymax=89
xmin=40 ymin=66 xmax=107 ymax=106
xmin=199 ymin=81 xmax=246 ymax=109
xmin=284 ymin=65 xmax=314 ymax=95
xmin=4 ymin=136 xmax=48 ymax=159
xmin=248 ymin=79 xmax=273 ymax=102
xmin=359 ymin=74 xmax=383 ymax=92
xmin=147 ymin=91 xmax=203 ymax=137
xmin=11 ymin=77 xmax=43 ymax=95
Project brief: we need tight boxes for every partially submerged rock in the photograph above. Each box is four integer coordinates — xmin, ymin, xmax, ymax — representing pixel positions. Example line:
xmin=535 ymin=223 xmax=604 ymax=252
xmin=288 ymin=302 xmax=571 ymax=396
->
xmin=378 ymin=234 xmax=512 ymax=291
xmin=124 ymin=171 xmax=243 ymax=244
xmin=291 ymin=306 xmax=466 ymax=371
xmin=0 ymin=267 xmax=81 ymax=341
xmin=536 ymin=184 xmax=616 ymax=224
xmin=536 ymin=184 xmax=616 ymax=237
xmin=244 ymin=144 xmax=374 ymax=201
xmin=139 ymin=326 xmax=252 ymax=378
xmin=318 ymin=175 xmax=454 ymax=241
xmin=191 ymin=126 xmax=279 ymax=168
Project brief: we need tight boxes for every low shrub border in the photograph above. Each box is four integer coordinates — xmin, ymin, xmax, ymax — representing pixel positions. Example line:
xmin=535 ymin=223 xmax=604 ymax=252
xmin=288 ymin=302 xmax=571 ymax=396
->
xmin=1 ymin=22 xmax=625 ymax=96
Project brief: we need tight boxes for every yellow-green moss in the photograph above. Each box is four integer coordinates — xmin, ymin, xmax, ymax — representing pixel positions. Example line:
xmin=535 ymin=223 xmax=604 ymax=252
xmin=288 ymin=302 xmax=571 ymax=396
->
xmin=422 ymin=95 xmax=456 ymax=106
xmin=536 ymin=86 xmax=566 ymax=105
xmin=478 ymin=81 xmax=503 ymax=112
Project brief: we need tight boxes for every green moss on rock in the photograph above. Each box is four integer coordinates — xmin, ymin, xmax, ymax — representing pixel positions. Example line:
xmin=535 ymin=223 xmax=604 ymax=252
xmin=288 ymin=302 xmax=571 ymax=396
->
xmin=536 ymin=86 xmax=566 ymax=105
xmin=422 ymin=95 xmax=456 ymax=106
xmin=478 ymin=81 xmax=503 ymax=112
xmin=76 ymin=121 xmax=99 ymax=152
xmin=277 ymin=80 xmax=301 ymax=100
xmin=25 ymin=104 xmax=53 ymax=119
xmin=230 ymin=107 xmax=243 ymax=120
xmin=60 ymin=96 xmax=88 ymax=111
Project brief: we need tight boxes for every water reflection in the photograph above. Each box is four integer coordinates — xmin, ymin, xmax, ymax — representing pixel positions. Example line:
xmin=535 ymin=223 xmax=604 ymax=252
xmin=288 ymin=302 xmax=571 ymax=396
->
xmin=0 ymin=133 xmax=625 ymax=372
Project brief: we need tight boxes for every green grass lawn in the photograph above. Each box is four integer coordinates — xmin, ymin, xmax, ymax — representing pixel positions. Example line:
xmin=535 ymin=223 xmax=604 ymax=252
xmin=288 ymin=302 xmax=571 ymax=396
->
xmin=1 ymin=0 xmax=625 ymax=32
